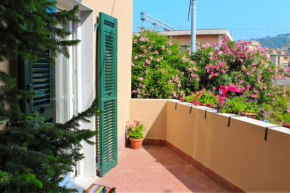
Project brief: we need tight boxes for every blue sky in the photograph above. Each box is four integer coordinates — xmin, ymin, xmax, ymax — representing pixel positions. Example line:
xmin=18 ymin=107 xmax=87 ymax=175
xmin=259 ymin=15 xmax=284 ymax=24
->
xmin=133 ymin=0 xmax=290 ymax=41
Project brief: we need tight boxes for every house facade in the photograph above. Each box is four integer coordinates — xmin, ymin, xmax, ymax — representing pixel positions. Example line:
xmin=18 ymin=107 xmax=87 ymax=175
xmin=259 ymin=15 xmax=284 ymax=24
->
xmin=0 ymin=0 xmax=133 ymax=190
xmin=267 ymin=49 xmax=290 ymax=68
xmin=158 ymin=29 xmax=233 ymax=47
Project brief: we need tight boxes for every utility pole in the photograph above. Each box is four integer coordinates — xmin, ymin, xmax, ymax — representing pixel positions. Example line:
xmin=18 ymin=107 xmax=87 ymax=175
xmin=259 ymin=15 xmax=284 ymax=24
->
xmin=141 ymin=6 xmax=145 ymax=27
xmin=191 ymin=0 xmax=197 ymax=53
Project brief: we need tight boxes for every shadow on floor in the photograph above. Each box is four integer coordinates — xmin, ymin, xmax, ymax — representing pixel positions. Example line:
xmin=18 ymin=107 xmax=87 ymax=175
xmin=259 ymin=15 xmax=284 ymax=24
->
xmin=93 ymin=145 xmax=227 ymax=193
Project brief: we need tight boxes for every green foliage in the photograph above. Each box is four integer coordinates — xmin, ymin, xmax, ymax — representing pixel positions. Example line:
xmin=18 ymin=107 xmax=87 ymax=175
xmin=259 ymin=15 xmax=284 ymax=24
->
xmin=266 ymin=90 xmax=289 ymax=125
xmin=131 ymin=29 xmax=199 ymax=99
xmin=0 ymin=0 xmax=80 ymax=63
xmin=0 ymin=78 xmax=98 ymax=192
xmin=184 ymin=89 xmax=219 ymax=108
xmin=217 ymin=95 xmax=269 ymax=120
xmin=0 ymin=1 xmax=99 ymax=192
xmin=126 ymin=119 xmax=145 ymax=139
xmin=252 ymin=34 xmax=290 ymax=49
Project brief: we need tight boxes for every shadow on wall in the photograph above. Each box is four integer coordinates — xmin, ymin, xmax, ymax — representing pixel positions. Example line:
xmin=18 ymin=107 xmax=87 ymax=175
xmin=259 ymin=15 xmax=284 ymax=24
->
xmin=129 ymin=100 xmax=167 ymax=142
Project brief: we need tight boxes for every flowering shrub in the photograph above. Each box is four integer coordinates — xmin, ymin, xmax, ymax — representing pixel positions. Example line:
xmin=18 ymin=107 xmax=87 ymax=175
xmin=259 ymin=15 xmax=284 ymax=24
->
xmin=131 ymin=29 xmax=199 ymax=99
xmin=131 ymin=29 xmax=288 ymax=126
xmin=192 ymin=37 xmax=284 ymax=104
xmin=126 ymin=119 xmax=145 ymax=139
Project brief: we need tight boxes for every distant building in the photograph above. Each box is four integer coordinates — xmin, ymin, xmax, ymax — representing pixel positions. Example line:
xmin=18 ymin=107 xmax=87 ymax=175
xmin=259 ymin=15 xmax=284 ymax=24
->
xmin=281 ymin=46 xmax=289 ymax=55
xmin=267 ymin=49 xmax=290 ymax=68
xmin=237 ymin=40 xmax=261 ymax=50
xmin=158 ymin=29 xmax=233 ymax=47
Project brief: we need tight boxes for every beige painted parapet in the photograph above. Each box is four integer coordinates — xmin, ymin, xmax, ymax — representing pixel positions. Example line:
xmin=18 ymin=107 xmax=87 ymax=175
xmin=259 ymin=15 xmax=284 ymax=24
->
xmin=130 ymin=99 xmax=290 ymax=192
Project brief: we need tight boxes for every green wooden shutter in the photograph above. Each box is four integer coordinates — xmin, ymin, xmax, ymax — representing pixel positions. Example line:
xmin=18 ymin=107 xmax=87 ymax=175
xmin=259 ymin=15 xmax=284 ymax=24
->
xmin=19 ymin=6 xmax=56 ymax=122
xmin=98 ymin=12 xmax=118 ymax=176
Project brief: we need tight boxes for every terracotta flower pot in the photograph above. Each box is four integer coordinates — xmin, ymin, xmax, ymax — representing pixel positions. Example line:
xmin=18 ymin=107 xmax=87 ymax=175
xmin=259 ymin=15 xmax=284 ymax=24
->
xmin=199 ymin=103 xmax=213 ymax=108
xmin=130 ymin=138 xmax=144 ymax=149
xmin=282 ymin=123 xmax=290 ymax=128
xmin=242 ymin=113 xmax=257 ymax=119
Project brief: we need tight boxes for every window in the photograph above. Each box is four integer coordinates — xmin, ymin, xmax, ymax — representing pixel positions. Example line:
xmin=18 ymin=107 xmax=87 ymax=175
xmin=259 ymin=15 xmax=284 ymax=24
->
xmin=19 ymin=6 xmax=55 ymax=122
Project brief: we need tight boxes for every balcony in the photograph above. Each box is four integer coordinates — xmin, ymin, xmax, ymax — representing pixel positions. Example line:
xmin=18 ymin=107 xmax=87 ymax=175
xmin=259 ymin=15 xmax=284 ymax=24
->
xmin=94 ymin=99 xmax=290 ymax=192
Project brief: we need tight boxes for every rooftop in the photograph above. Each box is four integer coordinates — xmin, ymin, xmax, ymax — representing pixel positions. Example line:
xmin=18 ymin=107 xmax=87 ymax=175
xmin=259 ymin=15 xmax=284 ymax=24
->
xmin=158 ymin=29 xmax=233 ymax=40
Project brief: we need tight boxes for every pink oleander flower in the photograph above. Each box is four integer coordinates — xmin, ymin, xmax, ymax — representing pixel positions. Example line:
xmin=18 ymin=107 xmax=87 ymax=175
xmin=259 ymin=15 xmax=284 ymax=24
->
xmin=134 ymin=55 xmax=138 ymax=60
xmin=221 ymin=69 xmax=226 ymax=74
xmin=182 ymin=57 xmax=188 ymax=62
xmin=139 ymin=36 xmax=147 ymax=42
xmin=138 ymin=77 xmax=143 ymax=81
xmin=213 ymin=86 xmax=216 ymax=91
xmin=131 ymin=62 xmax=135 ymax=67
xmin=287 ymin=109 xmax=290 ymax=113
xmin=172 ymin=92 xmax=177 ymax=98
xmin=161 ymin=45 xmax=165 ymax=50
xmin=134 ymin=118 xmax=142 ymax=125
xmin=240 ymin=80 xmax=244 ymax=84
xmin=145 ymin=59 xmax=151 ymax=65
xmin=156 ymin=58 xmax=160 ymax=63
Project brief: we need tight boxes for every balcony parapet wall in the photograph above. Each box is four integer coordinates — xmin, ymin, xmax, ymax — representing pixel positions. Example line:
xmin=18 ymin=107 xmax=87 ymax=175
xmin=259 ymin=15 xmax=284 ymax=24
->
xmin=130 ymin=99 xmax=290 ymax=193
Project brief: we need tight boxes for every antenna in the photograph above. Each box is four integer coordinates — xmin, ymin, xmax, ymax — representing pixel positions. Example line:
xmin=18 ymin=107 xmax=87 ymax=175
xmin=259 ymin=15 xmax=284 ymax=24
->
xmin=140 ymin=8 xmax=176 ymax=31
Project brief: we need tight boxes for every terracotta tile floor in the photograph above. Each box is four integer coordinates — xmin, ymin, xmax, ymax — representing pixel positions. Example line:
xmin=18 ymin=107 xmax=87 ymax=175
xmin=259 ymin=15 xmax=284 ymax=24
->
xmin=94 ymin=146 xmax=227 ymax=193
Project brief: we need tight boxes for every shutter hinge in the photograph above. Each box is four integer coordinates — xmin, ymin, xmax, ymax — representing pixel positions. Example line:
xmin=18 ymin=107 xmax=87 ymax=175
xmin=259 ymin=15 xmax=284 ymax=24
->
xmin=94 ymin=23 xmax=100 ymax=31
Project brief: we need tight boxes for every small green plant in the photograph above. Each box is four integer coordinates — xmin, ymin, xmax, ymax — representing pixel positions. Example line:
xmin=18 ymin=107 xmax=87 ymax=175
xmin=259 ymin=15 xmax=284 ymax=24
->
xmin=183 ymin=89 xmax=219 ymax=108
xmin=217 ymin=94 xmax=269 ymax=120
xmin=126 ymin=119 xmax=145 ymax=139
xmin=266 ymin=92 xmax=289 ymax=125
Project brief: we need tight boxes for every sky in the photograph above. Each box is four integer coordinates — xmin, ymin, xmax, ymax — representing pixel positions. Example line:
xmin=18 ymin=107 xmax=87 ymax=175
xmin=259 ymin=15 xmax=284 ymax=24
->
xmin=133 ymin=0 xmax=290 ymax=41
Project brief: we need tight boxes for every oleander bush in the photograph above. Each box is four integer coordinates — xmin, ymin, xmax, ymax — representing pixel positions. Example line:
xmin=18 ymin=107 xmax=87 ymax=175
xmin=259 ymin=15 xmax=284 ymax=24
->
xmin=131 ymin=29 xmax=199 ymax=99
xmin=131 ymin=29 xmax=289 ymax=125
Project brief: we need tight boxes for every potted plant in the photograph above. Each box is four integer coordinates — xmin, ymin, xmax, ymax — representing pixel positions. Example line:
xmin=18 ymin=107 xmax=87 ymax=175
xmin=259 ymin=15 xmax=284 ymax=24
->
xmin=217 ymin=96 xmax=266 ymax=120
xmin=281 ymin=109 xmax=290 ymax=128
xmin=126 ymin=119 xmax=145 ymax=149
xmin=184 ymin=89 xmax=219 ymax=108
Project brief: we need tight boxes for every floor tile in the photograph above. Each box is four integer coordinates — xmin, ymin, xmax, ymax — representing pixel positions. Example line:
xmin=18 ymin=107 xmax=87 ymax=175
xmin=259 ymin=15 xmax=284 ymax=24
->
xmin=93 ymin=146 xmax=227 ymax=193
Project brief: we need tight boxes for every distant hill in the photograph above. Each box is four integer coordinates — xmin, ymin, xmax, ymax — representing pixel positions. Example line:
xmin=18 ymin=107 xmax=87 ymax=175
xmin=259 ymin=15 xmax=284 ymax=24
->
xmin=250 ymin=33 xmax=290 ymax=49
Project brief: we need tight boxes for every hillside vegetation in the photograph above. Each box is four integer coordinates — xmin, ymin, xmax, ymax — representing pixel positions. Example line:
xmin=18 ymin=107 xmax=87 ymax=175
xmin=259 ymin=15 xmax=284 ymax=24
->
xmin=250 ymin=33 xmax=290 ymax=49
